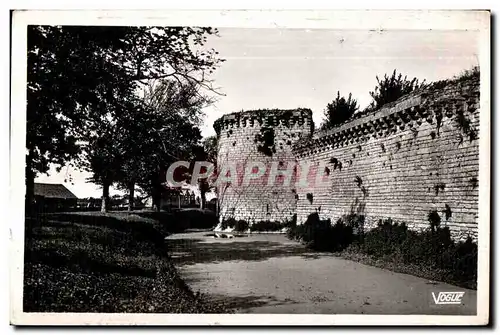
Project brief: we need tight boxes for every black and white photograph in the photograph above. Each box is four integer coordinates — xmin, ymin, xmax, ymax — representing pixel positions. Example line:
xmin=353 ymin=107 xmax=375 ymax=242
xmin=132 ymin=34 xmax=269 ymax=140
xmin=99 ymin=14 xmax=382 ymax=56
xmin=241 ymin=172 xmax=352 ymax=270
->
xmin=9 ymin=9 xmax=490 ymax=326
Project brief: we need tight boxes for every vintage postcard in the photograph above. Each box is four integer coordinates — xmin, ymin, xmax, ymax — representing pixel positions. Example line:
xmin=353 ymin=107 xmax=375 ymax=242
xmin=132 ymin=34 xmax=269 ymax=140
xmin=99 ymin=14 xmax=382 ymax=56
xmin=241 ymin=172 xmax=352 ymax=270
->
xmin=9 ymin=10 xmax=490 ymax=325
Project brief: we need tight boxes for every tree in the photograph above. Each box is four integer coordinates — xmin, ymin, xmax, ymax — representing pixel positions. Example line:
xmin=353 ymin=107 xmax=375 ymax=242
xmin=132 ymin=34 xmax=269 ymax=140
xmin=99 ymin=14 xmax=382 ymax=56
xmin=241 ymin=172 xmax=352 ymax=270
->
xmin=200 ymin=136 xmax=218 ymax=210
xmin=26 ymin=26 xmax=127 ymax=211
xmin=84 ymin=128 xmax=125 ymax=212
xmin=122 ymin=108 xmax=203 ymax=212
xmin=127 ymin=79 xmax=211 ymax=212
xmin=192 ymin=136 xmax=219 ymax=210
xmin=202 ymin=136 xmax=218 ymax=165
xmin=78 ymin=64 xmax=141 ymax=212
xmin=83 ymin=97 xmax=145 ymax=212
xmin=367 ymin=69 xmax=425 ymax=111
xmin=27 ymin=25 xmax=224 ymax=212
xmin=166 ymin=136 xmax=218 ymax=211
xmin=114 ymin=104 xmax=152 ymax=212
xmin=321 ymin=92 xmax=358 ymax=129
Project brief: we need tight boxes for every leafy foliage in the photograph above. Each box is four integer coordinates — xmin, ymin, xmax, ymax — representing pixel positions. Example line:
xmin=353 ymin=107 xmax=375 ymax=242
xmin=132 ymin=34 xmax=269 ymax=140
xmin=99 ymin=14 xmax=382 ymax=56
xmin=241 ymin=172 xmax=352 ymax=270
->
xmin=427 ymin=210 xmax=441 ymax=231
xmin=170 ymin=209 xmax=218 ymax=231
xmin=428 ymin=65 xmax=479 ymax=90
xmin=364 ymin=219 xmax=477 ymax=288
xmin=219 ymin=218 xmax=236 ymax=231
xmin=26 ymin=25 xmax=223 ymax=211
xmin=306 ymin=193 xmax=314 ymax=204
xmin=232 ymin=220 xmax=250 ymax=232
xmin=361 ymin=219 xmax=409 ymax=257
xmin=366 ymin=69 xmax=425 ymax=111
xmin=220 ymin=217 xmax=295 ymax=232
xmin=288 ymin=214 xmax=477 ymax=289
xmin=321 ymin=91 xmax=359 ymax=128
xmin=203 ymin=136 xmax=219 ymax=165
xmin=329 ymin=157 xmax=343 ymax=171
xmin=27 ymin=25 xmax=221 ymax=174
xmin=250 ymin=220 xmax=285 ymax=232
xmin=287 ymin=213 xmax=354 ymax=252
xmin=455 ymin=108 xmax=478 ymax=142
xmin=254 ymin=127 xmax=276 ymax=157
xmin=444 ymin=204 xmax=453 ymax=220
xmin=130 ymin=79 xmax=209 ymax=211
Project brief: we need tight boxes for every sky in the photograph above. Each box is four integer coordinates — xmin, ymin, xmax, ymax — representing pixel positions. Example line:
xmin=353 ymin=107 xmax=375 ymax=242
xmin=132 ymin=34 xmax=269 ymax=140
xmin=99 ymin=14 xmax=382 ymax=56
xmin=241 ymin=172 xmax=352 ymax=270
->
xmin=35 ymin=27 xmax=479 ymax=198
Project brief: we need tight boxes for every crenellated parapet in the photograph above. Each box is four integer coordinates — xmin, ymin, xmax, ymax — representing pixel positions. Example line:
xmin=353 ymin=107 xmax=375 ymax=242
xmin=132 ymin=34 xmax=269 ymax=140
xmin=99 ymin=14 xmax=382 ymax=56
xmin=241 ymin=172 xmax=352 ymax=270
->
xmin=293 ymin=73 xmax=480 ymax=241
xmin=293 ymin=77 xmax=480 ymax=158
xmin=214 ymin=108 xmax=314 ymax=136
xmin=211 ymin=72 xmax=480 ymax=239
xmin=213 ymin=108 xmax=314 ymax=227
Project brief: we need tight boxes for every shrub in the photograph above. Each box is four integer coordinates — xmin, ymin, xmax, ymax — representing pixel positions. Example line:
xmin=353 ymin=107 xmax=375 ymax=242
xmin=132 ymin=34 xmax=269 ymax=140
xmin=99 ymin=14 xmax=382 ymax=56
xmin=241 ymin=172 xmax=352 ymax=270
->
xmin=299 ymin=213 xmax=331 ymax=244
xmin=175 ymin=209 xmax=218 ymax=230
xmin=368 ymin=69 xmax=425 ymax=110
xmin=286 ymin=215 xmax=305 ymax=241
xmin=288 ymin=213 xmax=354 ymax=252
xmin=286 ymin=224 xmax=299 ymax=240
xmin=446 ymin=237 xmax=478 ymax=285
xmin=233 ymin=220 xmax=250 ymax=232
xmin=428 ymin=210 xmax=441 ymax=231
xmin=328 ymin=221 xmax=355 ymax=251
xmin=220 ymin=218 xmax=236 ymax=230
xmin=341 ymin=213 xmax=365 ymax=234
xmin=286 ymin=213 xmax=478 ymax=288
xmin=398 ymin=228 xmax=452 ymax=265
xmin=321 ymin=91 xmax=359 ymax=129
xmin=250 ymin=220 xmax=283 ymax=232
xmin=221 ymin=216 xmax=296 ymax=233
xmin=361 ymin=218 xmax=476 ymax=287
xmin=288 ymin=214 xmax=297 ymax=227
xmin=362 ymin=218 xmax=409 ymax=257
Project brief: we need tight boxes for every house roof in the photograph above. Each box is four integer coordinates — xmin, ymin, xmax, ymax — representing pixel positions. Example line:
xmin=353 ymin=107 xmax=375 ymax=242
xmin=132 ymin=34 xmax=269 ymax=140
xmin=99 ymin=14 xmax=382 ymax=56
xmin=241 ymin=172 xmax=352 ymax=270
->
xmin=34 ymin=183 xmax=78 ymax=199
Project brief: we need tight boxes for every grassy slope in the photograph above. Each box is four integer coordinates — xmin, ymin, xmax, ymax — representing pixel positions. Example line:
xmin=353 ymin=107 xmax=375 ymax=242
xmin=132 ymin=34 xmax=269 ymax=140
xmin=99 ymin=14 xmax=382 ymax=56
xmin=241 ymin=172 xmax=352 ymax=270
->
xmin=23 ymin=211 xmax=224 ymax=313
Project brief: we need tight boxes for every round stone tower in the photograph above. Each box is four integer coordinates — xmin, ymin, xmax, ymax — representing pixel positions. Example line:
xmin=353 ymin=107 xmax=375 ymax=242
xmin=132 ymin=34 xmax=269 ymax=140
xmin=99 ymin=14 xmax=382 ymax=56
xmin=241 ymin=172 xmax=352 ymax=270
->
xmin=213 ymin=109 xmax=313 ymax=226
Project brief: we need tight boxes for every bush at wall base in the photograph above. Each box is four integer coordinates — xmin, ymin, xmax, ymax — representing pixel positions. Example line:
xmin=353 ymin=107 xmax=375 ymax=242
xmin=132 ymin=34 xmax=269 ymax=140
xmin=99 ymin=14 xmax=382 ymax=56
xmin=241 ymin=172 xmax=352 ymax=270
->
xmin=286 ymin=214 xmax=477 ymax=288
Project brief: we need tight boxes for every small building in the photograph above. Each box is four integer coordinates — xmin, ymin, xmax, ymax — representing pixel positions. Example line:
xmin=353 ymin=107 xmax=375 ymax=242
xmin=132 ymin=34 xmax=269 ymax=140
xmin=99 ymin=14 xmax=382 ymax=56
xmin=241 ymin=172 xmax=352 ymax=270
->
xmin=76 ymin=197 xmax=101 ymax=210
xmin=34 ymin=183 xmax=78 ymax=212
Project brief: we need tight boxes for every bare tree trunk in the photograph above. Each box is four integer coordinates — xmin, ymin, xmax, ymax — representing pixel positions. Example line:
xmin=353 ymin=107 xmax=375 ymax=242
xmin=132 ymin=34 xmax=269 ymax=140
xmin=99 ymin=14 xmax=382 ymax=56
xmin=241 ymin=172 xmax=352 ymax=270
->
xmin=198 ymin=180 xmax=208 ymax=210
xmin=101 ymin=181 xmax=110 ymax=213
xmin=127 ymin=182 xmax=135 ymax=212
xmin=25 ymin=152 xmax=36 ymax=216
xmin=154 ymin=190 xmax=161 ymax=212
xmin=151 ymin=173 xmax=162 ymax=212
xmin=200 ymin=191 xmax=206 ymax=210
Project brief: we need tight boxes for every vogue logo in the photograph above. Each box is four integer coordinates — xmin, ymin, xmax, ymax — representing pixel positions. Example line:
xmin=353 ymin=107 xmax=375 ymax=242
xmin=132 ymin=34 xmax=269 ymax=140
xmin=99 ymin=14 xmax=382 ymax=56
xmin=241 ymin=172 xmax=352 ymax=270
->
xmin=431 ymin=292 xmax=465 ymax=305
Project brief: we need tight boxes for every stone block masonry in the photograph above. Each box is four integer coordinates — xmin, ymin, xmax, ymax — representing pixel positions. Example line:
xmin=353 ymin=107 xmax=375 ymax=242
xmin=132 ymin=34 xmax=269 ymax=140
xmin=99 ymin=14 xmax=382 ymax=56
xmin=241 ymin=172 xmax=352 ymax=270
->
xmin=214 ymin=109 xmax=314 ymax=224
xmin=294 ymin=76 xmax=480 ymax=241
xmin=213 ymin=74 xmax=480 ymax=240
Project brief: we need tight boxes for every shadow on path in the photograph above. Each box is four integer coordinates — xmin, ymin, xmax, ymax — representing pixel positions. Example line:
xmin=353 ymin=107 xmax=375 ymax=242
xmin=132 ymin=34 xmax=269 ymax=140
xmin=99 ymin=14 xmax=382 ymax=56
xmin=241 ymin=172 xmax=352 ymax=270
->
xmin=166 ymin=235 xmax=314 ymax=265
xmin=166 ymin=232 xmax=477 ymax=315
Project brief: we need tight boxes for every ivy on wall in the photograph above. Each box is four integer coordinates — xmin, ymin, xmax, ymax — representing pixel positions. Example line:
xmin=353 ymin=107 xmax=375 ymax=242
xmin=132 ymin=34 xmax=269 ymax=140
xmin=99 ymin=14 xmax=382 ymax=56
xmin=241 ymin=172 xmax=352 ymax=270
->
xmin=455 ymin=109 xmax=478 ymax=143
xmin=330 ymin=157 xmax=343 ymax=171
xmin=254 ymin=127 xmax=276 ymax=156
xmin=423 ymin=68 xmax=479 ymax=145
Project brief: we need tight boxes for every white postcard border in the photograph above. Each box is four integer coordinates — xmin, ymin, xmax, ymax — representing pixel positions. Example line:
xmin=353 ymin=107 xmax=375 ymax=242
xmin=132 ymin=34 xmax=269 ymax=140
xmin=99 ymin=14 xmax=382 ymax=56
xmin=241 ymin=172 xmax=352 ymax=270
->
xmin=9 ymin=9 xmax=491 ymax=326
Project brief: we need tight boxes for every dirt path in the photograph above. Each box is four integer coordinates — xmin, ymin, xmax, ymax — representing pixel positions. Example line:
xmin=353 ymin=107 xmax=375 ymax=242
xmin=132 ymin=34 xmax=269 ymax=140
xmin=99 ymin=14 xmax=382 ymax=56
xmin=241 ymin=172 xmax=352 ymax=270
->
xmin=165 ymin=231 xmax=476 ymax=314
